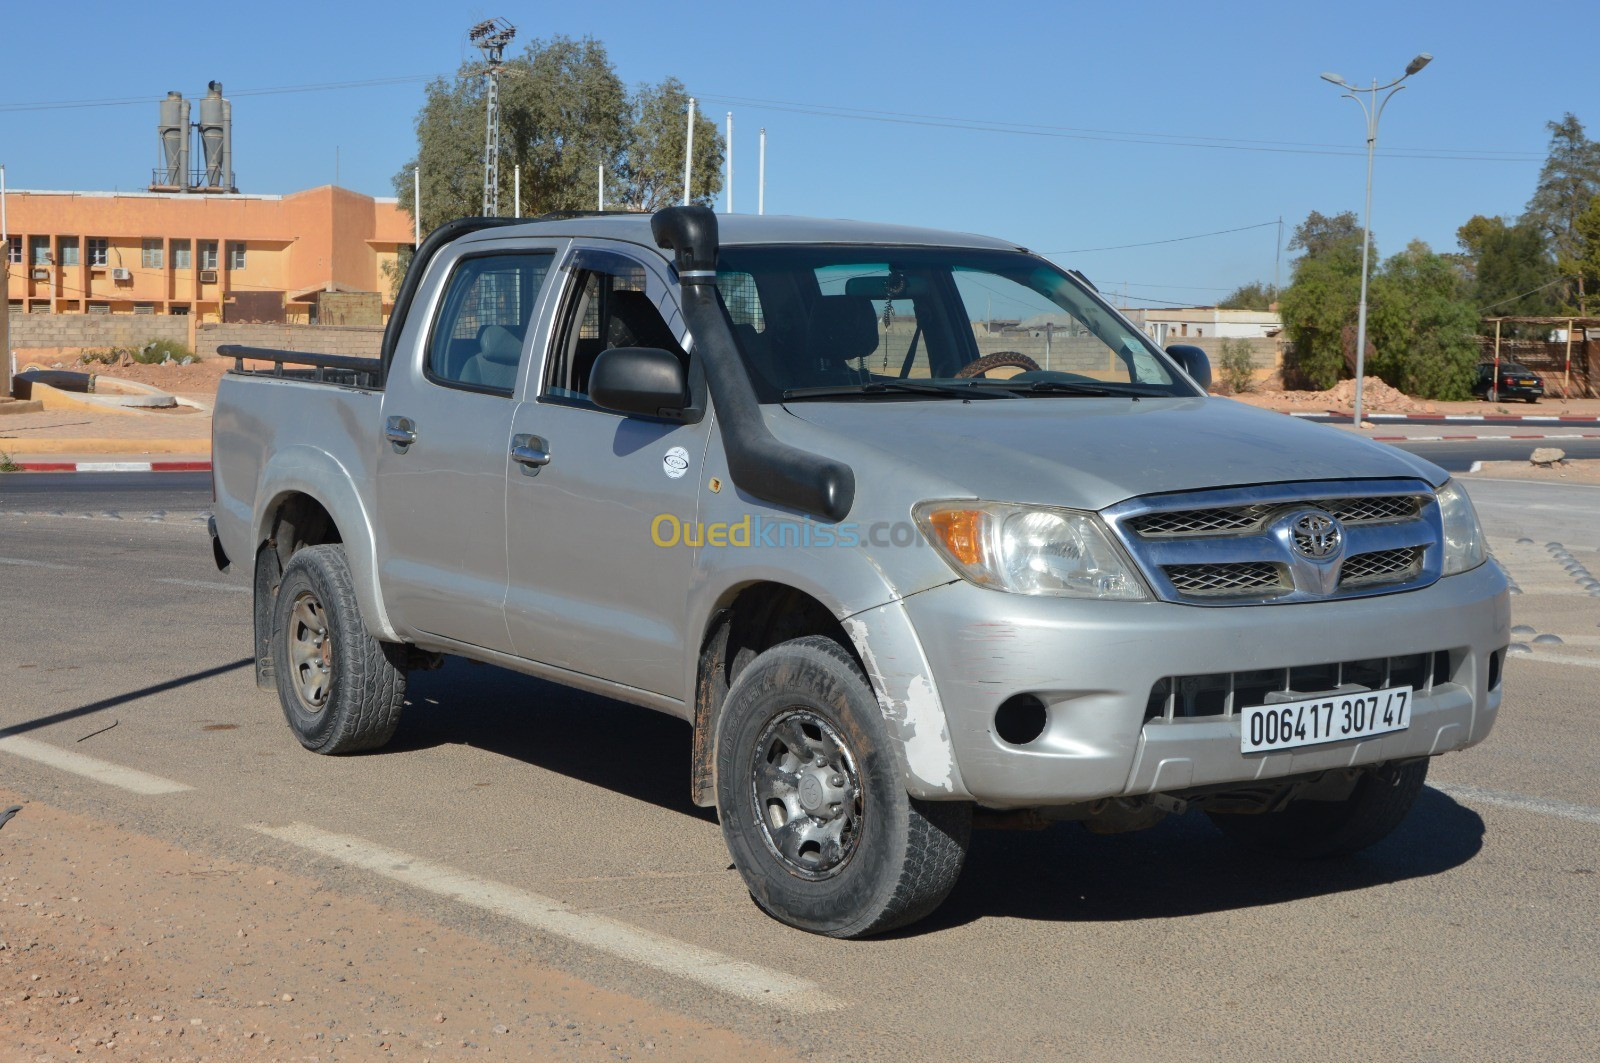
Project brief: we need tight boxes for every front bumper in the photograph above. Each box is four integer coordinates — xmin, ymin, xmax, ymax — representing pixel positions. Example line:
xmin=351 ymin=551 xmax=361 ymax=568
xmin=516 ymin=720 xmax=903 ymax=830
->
xmin=899 ymin=560 xmax=1510 ymax=807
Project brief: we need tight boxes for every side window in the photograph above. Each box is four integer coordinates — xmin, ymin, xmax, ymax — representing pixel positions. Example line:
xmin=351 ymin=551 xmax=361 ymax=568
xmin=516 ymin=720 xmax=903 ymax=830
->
xmin=426 ymin=252 xmax=552 ymax=394
xmin=544 ymin=259 xmax=685 ymax=403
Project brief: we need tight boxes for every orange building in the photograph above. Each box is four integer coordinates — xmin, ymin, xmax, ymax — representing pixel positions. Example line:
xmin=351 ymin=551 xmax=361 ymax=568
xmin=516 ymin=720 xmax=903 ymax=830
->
xmin=2 ymin=185 xmax=413 ymax=322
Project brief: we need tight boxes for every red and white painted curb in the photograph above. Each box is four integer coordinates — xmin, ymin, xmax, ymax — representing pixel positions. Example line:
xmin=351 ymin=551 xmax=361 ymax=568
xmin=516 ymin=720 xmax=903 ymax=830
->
xmin=1288 ymin=410 xmax=1600 ymax=426
xmin=11 ymin=460 xmax=212 ymax=473
xmin=1369 ymin=433 xmax=1600 ymax=443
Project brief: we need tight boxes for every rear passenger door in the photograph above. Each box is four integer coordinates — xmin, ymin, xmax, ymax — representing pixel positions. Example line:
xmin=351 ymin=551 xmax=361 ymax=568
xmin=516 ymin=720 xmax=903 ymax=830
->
xmin=502 ymin=244 xmax=709 ymax=699
xmin=375 ymin=243 xmax=562 ymax=652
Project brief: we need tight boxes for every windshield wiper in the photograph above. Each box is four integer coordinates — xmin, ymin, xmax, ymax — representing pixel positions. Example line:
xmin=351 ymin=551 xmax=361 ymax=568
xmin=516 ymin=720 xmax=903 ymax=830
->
xmin=965 ymin=379 xmax=1115 ymax=397
xmin=782 ymin=380 xmax=1015 ymax=400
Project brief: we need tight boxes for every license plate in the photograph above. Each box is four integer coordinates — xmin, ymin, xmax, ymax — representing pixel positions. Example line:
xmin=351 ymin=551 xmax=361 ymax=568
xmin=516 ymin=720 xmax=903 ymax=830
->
xmin=1517 ymin=378 xmax=1538 ymax=386
xmin=1240 ymin=687 xmax=1411 ymax=754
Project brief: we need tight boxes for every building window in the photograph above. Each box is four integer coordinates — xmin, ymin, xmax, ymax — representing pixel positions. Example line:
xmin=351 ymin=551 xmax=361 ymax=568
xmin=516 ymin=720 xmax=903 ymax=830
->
xmin=30 ymin=236 xmax=50 ymax=265
xmin=7 ymin=300 xmax=21 ymax=315
xmin=5 ymin=240 xmax=20 ymax=265
xmin=172 ymin=240 xmax=191 ymax=269
xmin=59 ymin=237 xmax=80 ymax=267
xmin=200 ymin=241 xmax=218 ymax=270
xmin=169 ymin=304 xmax=190 ymax=316
xmin=227 ymin=241 xmax=246 ymax=270
xmin=29 ymin=300 xmax=50 ymax=313
xmin=141 ymin=239 xmax=164 ymax=269
xmin=88 ymin=238 xmax=108 ymax=267
xmin=134 ymin=303 xmax=155 ymax=315
xmin=87 ymin=302 xmax=111 ymax=314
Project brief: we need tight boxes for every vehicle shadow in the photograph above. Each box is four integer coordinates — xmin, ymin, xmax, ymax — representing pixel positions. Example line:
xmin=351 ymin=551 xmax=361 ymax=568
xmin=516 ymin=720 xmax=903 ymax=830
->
xmin=915 ymin=787 xmax=1485 ymax=932
xmin=389 ymin=658 xmax=1485 ymax=927
xmin=386 ymin=656 xmax=717 ymax=823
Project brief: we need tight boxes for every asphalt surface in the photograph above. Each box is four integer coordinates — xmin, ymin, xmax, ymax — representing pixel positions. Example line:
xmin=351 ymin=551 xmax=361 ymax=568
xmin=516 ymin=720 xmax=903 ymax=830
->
xmin=1 ymin=469 xmax=1597 ymax=1059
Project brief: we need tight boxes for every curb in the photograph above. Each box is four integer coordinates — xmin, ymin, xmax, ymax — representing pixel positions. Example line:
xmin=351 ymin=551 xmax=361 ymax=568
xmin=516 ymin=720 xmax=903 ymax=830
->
xmin=1288 ymin=410 xmax=1600 ymax=426
xmin=1369 ymin=433 xmax=1600 ymax=443
xmin=10 ymin=460 xmax=212 ymax=473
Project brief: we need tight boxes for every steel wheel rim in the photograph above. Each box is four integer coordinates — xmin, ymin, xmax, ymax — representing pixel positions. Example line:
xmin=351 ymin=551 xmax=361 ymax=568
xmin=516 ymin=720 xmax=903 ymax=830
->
xmin=750 ymin=709 xmax=864 ymax=880
xmin=287 ymin=591 xmax=333 ymax=713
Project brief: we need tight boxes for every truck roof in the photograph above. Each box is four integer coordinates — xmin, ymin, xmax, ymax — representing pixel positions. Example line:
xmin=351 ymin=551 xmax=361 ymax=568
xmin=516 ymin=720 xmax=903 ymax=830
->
xmin=456 ymin=212 xmax=1026 ymax=255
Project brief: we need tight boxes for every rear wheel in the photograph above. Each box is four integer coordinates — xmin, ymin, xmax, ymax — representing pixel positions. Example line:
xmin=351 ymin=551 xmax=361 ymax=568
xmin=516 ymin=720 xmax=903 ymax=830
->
xmin=1206 ymin=760 xmax=1428 ymax=859
xmin=715 ymin=635 xmax=971 ymax=937
xmin=272 ymin=544 xmax=406 ymax=754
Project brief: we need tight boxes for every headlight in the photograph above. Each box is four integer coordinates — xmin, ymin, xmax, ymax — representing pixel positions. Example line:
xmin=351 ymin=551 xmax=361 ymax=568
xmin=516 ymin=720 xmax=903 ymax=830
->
xmin=1435 ymin=480 xmax=1487 ymax=575
xmin=913 ymin=501 xmax=1149 ymax=600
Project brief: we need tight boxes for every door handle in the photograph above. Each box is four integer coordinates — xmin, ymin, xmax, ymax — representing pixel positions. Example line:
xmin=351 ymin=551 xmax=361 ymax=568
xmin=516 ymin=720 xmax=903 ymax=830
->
xmin=511 ymin=434 xmax=551 ymax=472
xmin=385 ymin=416 xmax=418 ymax=447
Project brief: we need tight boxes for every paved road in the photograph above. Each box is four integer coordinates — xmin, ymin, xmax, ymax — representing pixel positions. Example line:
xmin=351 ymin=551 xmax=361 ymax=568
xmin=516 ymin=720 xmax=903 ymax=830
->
xmin=1 ymin=476 xmax=1596 ymax=1058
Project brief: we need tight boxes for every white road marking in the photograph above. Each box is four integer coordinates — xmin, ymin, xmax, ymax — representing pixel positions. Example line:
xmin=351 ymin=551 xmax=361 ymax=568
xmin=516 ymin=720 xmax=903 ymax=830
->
xmin=0 ymin=734 xmax=193 ymax=795
xmin=0 ymin=556 xmax=75 ymax=571
xmin=154 ymin=577 xmax=248 ymax=594
xmin=1434 ymin=783 xmax=1600 ymax=827
xmin=249 ymin=822 xmax=845 ymax=1013
xmin=1510 ymin=651 xmax=1600 ymax=671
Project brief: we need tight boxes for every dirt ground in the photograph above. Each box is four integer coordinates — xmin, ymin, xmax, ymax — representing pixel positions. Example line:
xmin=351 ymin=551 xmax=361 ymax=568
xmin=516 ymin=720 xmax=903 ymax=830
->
xmin=13 ymin=352 xmax=237 ymax=400
xmin=1227 ymin=375 xmax=1600 ymax=419
xmin=1462 ymin=458 xmax=1600 ymax=485
xmin=0 ymin=792 xmax=791 ymax=1062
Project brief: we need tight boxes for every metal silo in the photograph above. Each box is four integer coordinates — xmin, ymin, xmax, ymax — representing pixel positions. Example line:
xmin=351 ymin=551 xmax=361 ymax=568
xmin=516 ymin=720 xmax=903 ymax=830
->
xmin=198 ymin=81 xmax=232 ymax=190
xmin=157 ymin=91 xmax=189 ymax=188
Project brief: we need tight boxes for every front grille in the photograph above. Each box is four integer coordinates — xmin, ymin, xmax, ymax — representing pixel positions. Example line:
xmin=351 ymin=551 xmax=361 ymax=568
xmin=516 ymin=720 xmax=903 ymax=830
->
xmin=1107 ymin=480 xmax=1442 ymax=606
xmin=1129 ymin=494 xmax=1426 ymax=539
xmin=1144 ymin=650 xmax=1456 ymax=721
xmin=1164 ymin=562 xmax=1286 ymax=597
xmin=1340 ymin=546 xmax=1422 ymax=587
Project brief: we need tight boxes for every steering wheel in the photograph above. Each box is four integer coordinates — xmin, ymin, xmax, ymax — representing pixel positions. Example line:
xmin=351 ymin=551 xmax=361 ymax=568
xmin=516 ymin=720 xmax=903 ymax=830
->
xmin=953 ymin=351 xmax=1043 ymax=379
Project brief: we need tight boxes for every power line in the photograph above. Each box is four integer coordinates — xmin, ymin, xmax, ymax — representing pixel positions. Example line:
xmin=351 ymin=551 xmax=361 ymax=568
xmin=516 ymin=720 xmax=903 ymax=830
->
xmin=1478 ymin=277 xmax=1566 ymax=314
xmin=0 ymin=75 xmax=439 ymax=114
xmin=1044 ymin=221 xmax=1280 ymax=255
xmin=692 ymin=92 xmax=1545 ymax=163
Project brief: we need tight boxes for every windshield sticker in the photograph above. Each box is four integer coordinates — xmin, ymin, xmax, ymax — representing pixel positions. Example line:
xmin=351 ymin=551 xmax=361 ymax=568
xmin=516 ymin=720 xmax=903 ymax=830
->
xmin=663 ymin=446 xmax=690 ymax=480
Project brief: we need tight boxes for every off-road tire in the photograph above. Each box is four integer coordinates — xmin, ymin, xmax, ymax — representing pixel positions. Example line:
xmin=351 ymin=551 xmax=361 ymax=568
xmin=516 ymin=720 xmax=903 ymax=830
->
xmin=272 ymin=544 xmax=406 ymax=754
xmin=715 ymin=635 xmax=971 ymax=937
xmin=1207 ymin=759 xmax=1429 ymax=859
xmin=953 ymin=351 xmax=1043 ymax=379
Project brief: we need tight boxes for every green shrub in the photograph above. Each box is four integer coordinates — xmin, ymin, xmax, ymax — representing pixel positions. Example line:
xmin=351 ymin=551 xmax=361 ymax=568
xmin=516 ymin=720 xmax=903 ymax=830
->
xmin=129 ymin=338 xmax=196 ymax=365
xmin=1218 ymin=339 xmax=1257 ymax=394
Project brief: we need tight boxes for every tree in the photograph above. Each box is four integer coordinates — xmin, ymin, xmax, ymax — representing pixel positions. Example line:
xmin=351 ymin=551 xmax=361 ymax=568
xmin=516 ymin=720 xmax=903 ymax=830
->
xmin=1456 ymin=215 xmax=1560 ymax=332
xmin=1575 ymin=194 xmax=1600 ymax=307
xmin=1218 ymin=281 xmax=1279 ymax=311
xmin=1278 ymin=210 xmax=1367 ymax=389
xmin=1367 ymin=240 xmax=1479 ymax=400
xmin=391 ymin=35 xmax=722 ymax=234
xmin=1523 ymin=113 xmax=1600 ymax=313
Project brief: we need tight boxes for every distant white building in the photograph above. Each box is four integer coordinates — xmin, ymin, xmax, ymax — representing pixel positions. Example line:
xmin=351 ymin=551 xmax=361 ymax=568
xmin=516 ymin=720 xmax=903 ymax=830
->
xmin=1118 ymin=306 xmax=1282 ymax=345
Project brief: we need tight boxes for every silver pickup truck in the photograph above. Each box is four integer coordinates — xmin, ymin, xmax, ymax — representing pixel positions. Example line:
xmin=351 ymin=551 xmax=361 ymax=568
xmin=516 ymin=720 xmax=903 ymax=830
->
xmin=211 ymin=206 xmax=1508 ymax=937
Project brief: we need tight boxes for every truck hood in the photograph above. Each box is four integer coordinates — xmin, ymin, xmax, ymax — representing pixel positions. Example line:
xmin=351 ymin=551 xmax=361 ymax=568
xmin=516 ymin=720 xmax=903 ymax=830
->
xmin=778 ymin=396 xmax=1446 ymax=513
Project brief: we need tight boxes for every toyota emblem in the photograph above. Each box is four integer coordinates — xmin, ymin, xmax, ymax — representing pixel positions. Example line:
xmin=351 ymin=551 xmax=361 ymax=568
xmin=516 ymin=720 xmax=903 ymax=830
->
xmin=1291 ymin=512 xmax=1343 ymax=560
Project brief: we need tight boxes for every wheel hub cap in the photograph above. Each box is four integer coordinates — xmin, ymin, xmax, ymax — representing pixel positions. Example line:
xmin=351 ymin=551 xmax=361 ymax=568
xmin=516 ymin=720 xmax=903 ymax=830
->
xmin=287 ymin=591 xmax=332 ymax=713
xmin=751 ymin=710 xmax=863 ymax=879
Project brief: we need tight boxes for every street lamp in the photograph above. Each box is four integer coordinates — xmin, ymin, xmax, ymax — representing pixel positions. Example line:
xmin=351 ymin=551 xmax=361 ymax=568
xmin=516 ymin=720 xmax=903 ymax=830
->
xmin=1319 ymin=53 xmax=1431 ymax=428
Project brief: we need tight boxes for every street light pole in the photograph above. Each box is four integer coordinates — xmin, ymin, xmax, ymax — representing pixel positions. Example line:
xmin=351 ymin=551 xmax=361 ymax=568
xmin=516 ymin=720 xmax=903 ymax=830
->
xmin=1320 ymin=53 xmax=1431 ymax=428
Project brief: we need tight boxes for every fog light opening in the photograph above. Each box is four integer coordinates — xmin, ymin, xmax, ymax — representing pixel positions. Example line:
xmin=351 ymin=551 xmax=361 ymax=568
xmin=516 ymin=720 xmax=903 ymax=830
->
xmin=994 ymin=694 xmax=1049 ymax=746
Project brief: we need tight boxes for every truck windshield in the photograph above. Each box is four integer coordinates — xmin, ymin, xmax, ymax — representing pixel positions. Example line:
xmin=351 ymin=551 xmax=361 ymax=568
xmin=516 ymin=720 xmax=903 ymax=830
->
xmin=713 ymin=246 xmax=1196 ymax=403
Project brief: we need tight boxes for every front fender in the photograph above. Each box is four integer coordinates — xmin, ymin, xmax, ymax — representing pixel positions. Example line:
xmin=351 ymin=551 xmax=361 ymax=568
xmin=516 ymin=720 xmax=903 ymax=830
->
xmin=253 ymin=444 xmax=396 ymax=641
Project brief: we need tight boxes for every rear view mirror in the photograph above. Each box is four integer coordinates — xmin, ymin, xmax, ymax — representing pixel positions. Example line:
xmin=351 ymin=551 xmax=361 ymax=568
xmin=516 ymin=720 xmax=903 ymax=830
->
xmin=590 ymin=347 xmax=690 ymax=418
xmin=1166 ymin=344 xmax=1212 ymax=390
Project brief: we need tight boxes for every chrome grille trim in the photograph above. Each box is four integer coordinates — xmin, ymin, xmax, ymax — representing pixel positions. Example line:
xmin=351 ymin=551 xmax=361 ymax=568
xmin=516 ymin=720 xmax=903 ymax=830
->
xmin=1104 ymin=479 xmax=1443 ymax=606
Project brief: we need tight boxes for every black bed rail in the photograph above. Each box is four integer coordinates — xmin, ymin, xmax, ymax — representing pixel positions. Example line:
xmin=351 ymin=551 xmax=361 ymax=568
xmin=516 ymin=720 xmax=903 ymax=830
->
xmin=220 ymin=345 xmax=384 ymax=390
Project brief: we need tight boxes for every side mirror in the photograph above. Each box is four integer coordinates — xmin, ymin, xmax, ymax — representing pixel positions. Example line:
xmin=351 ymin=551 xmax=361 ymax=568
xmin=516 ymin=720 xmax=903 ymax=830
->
xmin=590 ymin=347 xmax=690 ymax=418
xmin=1166 ymin=344 xmax=1212 ymax=390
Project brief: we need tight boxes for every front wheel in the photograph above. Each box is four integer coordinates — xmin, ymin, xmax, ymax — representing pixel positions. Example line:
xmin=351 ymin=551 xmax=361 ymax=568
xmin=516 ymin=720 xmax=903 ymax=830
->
xmin=1207 ymin=760 xmax=1428 ymax=859
xmin=272 ymin=544 xmax=406 ymax=754
xmin=715 ymin=636 xmax=971 ymax=937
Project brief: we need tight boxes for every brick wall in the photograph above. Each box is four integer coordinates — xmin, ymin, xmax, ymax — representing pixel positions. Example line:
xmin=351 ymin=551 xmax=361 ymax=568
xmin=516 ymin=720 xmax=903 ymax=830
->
xmin=195 ymin=322 xmax=385 ymax=361
xmin=7 ymin=313 xmax=190 ymax=351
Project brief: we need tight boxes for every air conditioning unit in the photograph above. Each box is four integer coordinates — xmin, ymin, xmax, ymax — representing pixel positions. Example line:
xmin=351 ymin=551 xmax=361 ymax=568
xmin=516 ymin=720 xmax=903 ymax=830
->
xmin=112 ymin=267 xmax=133 ymax=281
xmin=199 ymin=269 xmax=218 ymax=284
xmin=31 ymin=267 xmax=50 ymax=281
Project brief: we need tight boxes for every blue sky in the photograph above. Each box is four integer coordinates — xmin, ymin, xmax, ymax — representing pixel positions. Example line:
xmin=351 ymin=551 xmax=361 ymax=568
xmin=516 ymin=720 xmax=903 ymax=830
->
xmin=1 ymin=0 xmax=1588 ymax=307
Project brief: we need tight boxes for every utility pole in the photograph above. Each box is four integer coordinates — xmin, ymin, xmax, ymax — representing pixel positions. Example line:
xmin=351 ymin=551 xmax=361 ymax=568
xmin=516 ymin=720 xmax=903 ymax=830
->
xmin=758 ymin=128 xmax=766 ymax=215
xmin=513 ymin=164 xmax=521 ymax=218
xmin=1273 ymin=215 xmax=1282 ymax=302
xmin=1320 ymin=52 xmax=1432 ymax=428
xmin=598 ymin=164 xmax=605 ymax=211
xmin=725 ymin=112 xmax=734 ymax=213
xmin=1 ymin=163 xmax=9 ymax=399
xmin=683 ymin=97 xmax=696 ymax=205
xmin=470 ymin=17 xmax=517 ymax=217
xmin=412 ymin=165 xmax=421 ymax=243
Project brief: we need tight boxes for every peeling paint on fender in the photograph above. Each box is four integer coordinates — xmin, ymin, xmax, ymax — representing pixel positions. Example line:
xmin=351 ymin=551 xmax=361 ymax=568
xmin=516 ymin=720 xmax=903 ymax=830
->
xmin=843 ymin=617 xmax=957 ymax=793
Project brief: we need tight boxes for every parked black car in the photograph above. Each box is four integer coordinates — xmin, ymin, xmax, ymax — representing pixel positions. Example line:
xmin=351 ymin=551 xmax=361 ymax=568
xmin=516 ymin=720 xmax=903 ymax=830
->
xmin=1473 ymin=361 xmax=1545 ymax=403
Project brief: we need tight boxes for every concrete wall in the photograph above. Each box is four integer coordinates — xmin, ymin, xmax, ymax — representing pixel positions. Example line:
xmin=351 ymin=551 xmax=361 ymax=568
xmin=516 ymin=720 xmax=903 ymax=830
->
xmin=8 ymin=312 xmax=189 ymax=350
xmin=194 ymin=322 xmax=384 ymax=361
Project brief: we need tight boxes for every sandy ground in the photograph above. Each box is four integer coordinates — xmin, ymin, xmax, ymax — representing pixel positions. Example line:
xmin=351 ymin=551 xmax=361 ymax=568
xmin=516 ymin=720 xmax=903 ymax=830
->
xmin=0 ymin=792 xmax=790 ymax=1063
xmin=1462 ymin=457 xmax=1600 ymax=485
xmin=1227 ymin=375 xmax=1600 ymax=418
